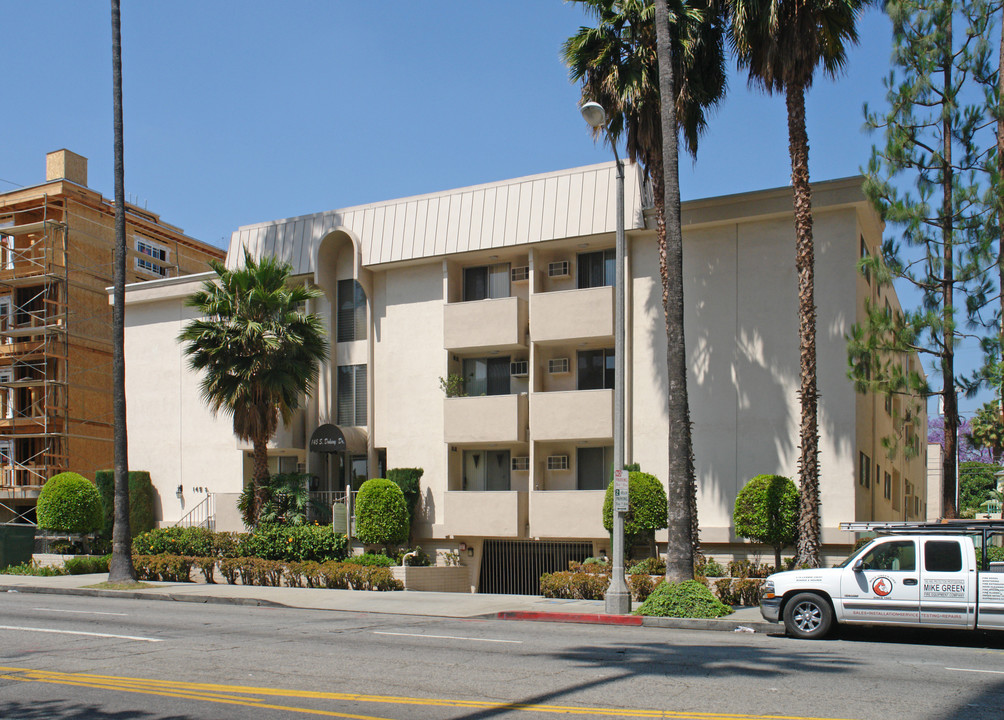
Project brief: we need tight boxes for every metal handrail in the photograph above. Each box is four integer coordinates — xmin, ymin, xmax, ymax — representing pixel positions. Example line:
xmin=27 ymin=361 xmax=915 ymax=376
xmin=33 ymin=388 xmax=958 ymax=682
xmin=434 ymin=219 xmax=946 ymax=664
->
xmin=174 ymin=494 xmax=215 ymax=530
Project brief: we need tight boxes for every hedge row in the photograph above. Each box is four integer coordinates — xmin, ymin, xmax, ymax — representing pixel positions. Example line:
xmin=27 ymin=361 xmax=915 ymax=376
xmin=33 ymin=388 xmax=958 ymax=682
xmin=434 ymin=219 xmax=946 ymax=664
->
xmin=132 ymin=525 xmax=347 ymax=563
xmin=539 ymin=570 xmax=766 ymax=605
xmin=131 ymin=554 xmax=401 ymax=591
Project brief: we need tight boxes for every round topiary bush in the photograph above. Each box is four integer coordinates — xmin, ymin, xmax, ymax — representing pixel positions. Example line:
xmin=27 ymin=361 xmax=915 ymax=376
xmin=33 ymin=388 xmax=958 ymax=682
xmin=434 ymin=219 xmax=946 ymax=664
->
xmin=354 ymin=478 xmax=409 ymax=546
xmin=635 ymin=580 xmax=733 ymax=618
xmin=602 ymin=471 xmax=668 ymax=553
xmin=733 ymin=473 xmax=799 ymax=570
xmin=36 ymin=472 xmax=103 ymax=535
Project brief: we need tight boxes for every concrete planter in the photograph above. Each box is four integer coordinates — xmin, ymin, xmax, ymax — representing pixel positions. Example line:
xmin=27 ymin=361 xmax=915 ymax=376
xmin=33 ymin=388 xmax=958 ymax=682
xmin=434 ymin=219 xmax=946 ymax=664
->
xmin=390 ymin=565 xmax=470 ymax=593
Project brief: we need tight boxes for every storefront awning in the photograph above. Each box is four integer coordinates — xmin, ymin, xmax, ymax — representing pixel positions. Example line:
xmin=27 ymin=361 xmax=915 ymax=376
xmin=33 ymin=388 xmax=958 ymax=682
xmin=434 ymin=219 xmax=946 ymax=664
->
xmin=308 ymin=424 xmax=367 ymax=454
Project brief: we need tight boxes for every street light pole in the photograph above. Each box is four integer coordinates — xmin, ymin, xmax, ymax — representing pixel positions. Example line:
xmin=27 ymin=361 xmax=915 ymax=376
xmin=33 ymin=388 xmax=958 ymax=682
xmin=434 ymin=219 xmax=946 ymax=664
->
xmin=581 ymin=101 xmax=630 ymax=614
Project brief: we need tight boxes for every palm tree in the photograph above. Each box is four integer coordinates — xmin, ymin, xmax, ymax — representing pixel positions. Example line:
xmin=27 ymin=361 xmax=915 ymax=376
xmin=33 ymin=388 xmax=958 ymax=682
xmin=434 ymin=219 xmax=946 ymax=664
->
xmin=727 ymin=0 xmax=864 ymax=567
xmin=180 ymin=248 xmax=328 ymax=526
xmin=565 ymin=0 xmax=726 ymax=581
xmin=108 ymin=0 xmax=135 ymax=584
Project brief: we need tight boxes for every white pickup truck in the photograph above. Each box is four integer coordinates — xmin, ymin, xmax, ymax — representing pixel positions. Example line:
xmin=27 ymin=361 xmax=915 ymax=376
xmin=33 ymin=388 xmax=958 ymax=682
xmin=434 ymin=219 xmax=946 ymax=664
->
xmin=760 ymin=521 xmax=1004 ymax=638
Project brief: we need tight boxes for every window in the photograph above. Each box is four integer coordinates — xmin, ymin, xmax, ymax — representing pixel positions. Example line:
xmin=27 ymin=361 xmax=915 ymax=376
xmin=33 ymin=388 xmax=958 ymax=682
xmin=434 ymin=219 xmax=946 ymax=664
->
xmin=463 ymin=450 xmax=510 ymax=491
xmin=135 ymin=237 xmax=169 ymax=277
xmin=577 ymin=446 xmax=612 ymax=490
xmin=577 ymin=349 xmax=614 ymax=390
xmin=858 ymin=452 xmax=871 ymax=488
xmin=336 ymin=365 xmax=367 ymax=426
xmin=860 ymin=235 xmax=870 ymax=285
xmin=336 ymin=279 xmax=367 ymax=343
xmin=462 ymin=357 xmax=510 ymax=396
xmin=547 ymin=455 xmax=569 ymax=471
xmin=463 ymin=263 xmax=510 ymax=301
xmin=859 ymin=540 xmax=915 ymax=572
xmin=892 ymin=471 xmax=901 ymax=511
xmin=548 ymin=357 xmax=569 ymax=374
xmin=511 ymin=266 xmax=529 ymax=282
xmin=0 ymin=371 xmax=11 ymax=419
xmin=884 ymin=471 xmax=892 ymax=500
xmin=925 ymin=540 xmax=962 ymax=572
xmin=577 ymin=249 xmax=615 ymax=289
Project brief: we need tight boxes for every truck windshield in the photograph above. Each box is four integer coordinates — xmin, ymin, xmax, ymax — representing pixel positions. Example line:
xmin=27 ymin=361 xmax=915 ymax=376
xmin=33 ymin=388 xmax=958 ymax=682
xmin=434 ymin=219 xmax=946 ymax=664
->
xmin=834 ymin=539 xmax=875 ymax=568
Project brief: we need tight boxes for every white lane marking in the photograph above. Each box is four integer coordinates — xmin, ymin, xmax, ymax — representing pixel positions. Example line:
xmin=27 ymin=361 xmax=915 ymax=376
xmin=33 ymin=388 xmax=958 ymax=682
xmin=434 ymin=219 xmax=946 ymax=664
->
xmin=0 ymin=625 xmax=161 ymax=643
xmin=946 ymin=667 xmax=1004 ymax=675
xmin=33 ymin=608 xmax=128 ymax=617
xmin=373 ymin=631 xmax=521 ymax=644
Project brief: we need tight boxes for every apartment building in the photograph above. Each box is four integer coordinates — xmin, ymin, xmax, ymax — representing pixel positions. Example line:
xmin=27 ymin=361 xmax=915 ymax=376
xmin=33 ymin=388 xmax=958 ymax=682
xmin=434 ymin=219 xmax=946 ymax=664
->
xmin=0 ymin=150 xmax=225 ymax=524
xmin=123 ymin=161 xmax=928 ymax=592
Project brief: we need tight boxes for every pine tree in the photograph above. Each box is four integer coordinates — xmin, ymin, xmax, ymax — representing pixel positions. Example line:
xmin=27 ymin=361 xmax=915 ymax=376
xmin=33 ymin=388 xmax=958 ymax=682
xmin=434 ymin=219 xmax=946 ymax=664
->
xmin=849 ymin=0 xmax=997 ymax=518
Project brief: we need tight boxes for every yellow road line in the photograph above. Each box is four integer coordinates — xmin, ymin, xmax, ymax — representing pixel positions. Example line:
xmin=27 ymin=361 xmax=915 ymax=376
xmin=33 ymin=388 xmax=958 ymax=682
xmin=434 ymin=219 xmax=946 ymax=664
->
xmin=0 ymin=665 xmax=859 ymax=720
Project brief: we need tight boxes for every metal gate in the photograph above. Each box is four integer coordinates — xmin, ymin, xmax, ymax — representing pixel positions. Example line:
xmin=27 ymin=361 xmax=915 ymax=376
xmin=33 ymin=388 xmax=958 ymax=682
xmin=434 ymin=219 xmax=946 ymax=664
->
xmin=478 ymin=539 xmax=594 ymax=595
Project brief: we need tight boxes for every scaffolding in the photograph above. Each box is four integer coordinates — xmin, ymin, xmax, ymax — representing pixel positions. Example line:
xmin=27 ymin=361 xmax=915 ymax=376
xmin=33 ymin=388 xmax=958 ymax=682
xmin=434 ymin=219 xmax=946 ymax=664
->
xmin=0 ymin=195 xmax=114 ymax=516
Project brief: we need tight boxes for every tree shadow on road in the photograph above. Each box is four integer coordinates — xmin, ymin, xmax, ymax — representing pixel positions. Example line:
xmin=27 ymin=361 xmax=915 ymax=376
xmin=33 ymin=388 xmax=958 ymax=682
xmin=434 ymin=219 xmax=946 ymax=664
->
xmin=450 ymin=637 xmax=859 ymax=719
xmin=0 ymin=700 xmax=192 ymax=720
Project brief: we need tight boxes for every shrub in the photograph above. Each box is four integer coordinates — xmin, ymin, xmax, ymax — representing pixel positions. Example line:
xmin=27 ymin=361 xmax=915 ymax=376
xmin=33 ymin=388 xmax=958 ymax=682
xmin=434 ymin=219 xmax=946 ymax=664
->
xmin=238 ymin=473 xmax=318 ymax=528
xmin=131 ymin=554 xmax=194 ymax=582
xmin=396 ymin=546 xmax=432 ymax=566
xmin=602 ymin=471 xmax=668 ymax=554
xmin=386 ymin=468 xmax=423 ymax=539
xmin=539 ymin=571 xmax=609 ymax=600
xmin=343 ymin=553 xmax=395 ymax=567
xmin=568 ymin=559 xmax=609 ymax=573
xmin=712 ymin=578 xmax=765 ymax=606
xmin=1 ymin=560 xmax=67 ymax=576
xmin=727 ymin=559 xmax=773 ymax=579
xmin=37 ymin=472 xmax=103 ymax=535
xmin=354 ymin=479 xmax=409 ymax=546
xmin=628 ymin=557 xmax=665 ymax=575
xmin=95 ymin=470 xmax=156 ymax=540
xmin=696 ymin=557 xmax=726 ymax=577
xmin=628 ymin=573 xmax=665 ymax=601
xmin=132 ymin=527 xmax=214 ymax=557
xmin=635 ymin=580 xmax=733 ymax=618
xmin=63 ymin=555 xmax=111 ymax=575
xmin=242 ymin=524 xmax=347 ymax=562
xmin=733 ymin=474 xmax=799 ymax=570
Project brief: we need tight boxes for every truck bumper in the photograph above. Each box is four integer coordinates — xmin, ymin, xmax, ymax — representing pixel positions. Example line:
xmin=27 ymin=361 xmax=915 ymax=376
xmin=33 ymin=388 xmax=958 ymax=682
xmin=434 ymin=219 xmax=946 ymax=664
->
xmin=760 ymin=597 xmax=782 ymax=623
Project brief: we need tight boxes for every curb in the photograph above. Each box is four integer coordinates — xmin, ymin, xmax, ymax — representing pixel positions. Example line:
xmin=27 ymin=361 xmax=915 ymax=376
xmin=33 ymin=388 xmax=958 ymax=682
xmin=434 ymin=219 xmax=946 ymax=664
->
xmin=497 ymin=611 xmax=644 ymax=626
xmin=1 ymin=585 xmax=287 ymax=609
xmin=496 ymin=608 xmax=778 ymax=633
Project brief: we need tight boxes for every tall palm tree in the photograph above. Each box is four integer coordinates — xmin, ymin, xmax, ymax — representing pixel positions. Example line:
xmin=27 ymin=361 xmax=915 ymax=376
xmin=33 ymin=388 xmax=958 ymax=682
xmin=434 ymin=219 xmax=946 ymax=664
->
xmin=564 ymin=0 xmax=726 ymax=580
xmin=108 ymin=0 xmax=135 ymax=584
xmin=180 ymin=248 xmax=328 ymax=526
xmin=727 ymin=0 xmax=864 ymax=567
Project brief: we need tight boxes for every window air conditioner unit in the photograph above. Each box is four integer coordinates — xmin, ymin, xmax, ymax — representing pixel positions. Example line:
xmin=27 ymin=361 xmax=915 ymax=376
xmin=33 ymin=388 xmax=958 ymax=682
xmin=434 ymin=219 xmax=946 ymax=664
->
xmin=547 ymin=455 xmax=569 ymax=471
xmin=547 ymin=260 xmax=569 ymax=278
xmin=547 ymin=357 xmax=569 ymax=374
xmin=510 ymin=360 xmax=528 ymax=377
xmin=511 ymin=456 xmax=530 ymax=471
xmin=511 ymin=266 xmax=530 ymax=282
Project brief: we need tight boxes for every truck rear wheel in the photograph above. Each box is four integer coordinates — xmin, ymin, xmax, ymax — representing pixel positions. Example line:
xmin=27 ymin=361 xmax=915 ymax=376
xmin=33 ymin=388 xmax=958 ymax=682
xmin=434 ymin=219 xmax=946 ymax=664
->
xmin=783 ymin=593 xmax=833 ymax=639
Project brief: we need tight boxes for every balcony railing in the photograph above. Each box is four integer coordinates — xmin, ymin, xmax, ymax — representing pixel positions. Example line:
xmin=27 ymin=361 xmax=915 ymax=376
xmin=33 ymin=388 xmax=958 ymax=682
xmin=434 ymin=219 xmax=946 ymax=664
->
xmin=444 ymin=393 xmax=527 ymax=444
xmin=529 ymin=490 xmax=606 ymax=539
xmin=530 ymin=389 xmax=613 ymax=442
xmin=444 ymin=490 xmax=527 ymax=538
xmin=530 ymin=286 xmax=613 ymax=344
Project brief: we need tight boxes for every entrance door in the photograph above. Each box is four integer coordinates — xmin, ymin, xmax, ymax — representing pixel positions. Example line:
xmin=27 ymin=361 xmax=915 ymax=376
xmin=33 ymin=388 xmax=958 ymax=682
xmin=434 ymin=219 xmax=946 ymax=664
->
xmin=839 ymin=538 xmax=921 ymax=625
xmin=919 ymin=538 xmax=972 ymax=627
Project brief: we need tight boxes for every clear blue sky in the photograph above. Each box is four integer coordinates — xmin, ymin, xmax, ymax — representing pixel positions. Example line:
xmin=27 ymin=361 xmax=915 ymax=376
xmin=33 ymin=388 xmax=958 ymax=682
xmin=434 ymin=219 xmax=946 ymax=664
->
xmin=0 ymin=2 xmax=989 ymax=416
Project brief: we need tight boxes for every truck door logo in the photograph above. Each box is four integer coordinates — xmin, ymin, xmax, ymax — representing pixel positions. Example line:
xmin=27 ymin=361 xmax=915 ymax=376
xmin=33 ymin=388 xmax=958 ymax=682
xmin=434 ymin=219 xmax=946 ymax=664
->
xmin=872 ymin=577 xmax=893 ymax=596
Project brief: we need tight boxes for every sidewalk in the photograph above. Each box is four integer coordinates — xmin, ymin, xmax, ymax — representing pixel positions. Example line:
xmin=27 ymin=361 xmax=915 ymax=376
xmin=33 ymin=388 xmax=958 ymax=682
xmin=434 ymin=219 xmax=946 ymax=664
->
xmin=0 ymin=572 xmax=777 ymax=633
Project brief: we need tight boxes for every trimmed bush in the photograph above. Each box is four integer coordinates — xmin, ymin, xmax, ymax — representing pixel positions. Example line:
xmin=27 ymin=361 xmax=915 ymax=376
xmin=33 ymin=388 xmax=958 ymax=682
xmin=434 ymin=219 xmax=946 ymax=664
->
xmin=132 ymin=526 xmax=347 ymax=563
xmin=354 ymin=479 xmax=409 ymax=546
xmin=628 ymin=557 xmax=665 ymax=575
xmin=635 ymin=580 xmax=733 ymax=618
xmin=37 ymin=472 xmax=103 ymax=535
xmin=96 ymin=470 xmax=156 ymax=540
xmin=602 ymin=471 xmax=668 ymax=553
xmin=539 ymin=570 xmax=609 ymax=600
xmin=63 ymin=555 xmax=111 ymax=575
xmin=733 ymin=474 xmax=799 ymax=569
xmin=133 ymin=527 xmax=214 ymax=557
xmin=131 ymin=554 xmax=195 ymax=582
xmin=386 ymin=468 xmax=423 ymax=535
xmin=343 ymin=553 xmax=395 ymax=567
xmin=628 ymin=573 xmax=665 ymax=601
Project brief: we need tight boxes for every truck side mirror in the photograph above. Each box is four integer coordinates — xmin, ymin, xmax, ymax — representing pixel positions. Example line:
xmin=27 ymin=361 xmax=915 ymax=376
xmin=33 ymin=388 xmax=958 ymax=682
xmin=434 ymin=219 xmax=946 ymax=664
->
xmin=853 ymin=560 xmax=864 ymax=572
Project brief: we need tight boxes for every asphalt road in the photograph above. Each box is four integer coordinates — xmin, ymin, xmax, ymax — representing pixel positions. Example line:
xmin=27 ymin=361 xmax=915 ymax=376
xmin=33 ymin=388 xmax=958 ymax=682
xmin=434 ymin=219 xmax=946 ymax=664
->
xmin=0 ymin=591 xmax=1002 ymax=720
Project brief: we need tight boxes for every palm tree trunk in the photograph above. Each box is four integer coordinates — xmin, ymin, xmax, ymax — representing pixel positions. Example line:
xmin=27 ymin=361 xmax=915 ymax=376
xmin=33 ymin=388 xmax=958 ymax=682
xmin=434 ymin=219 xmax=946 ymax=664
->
xmin=787 ymin=83 xmax=821 ymax=569
xmin=251 ymin=438 xmax=270 ymax=527
xmin=654 ymin=0 xmax=695 ymax=583
xmin=108 ymin=0 xmax=135 ymax=583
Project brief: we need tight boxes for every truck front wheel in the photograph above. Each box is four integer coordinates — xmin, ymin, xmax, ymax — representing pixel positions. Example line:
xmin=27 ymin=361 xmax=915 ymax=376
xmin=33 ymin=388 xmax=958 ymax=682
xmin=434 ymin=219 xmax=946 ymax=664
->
xmin=783 ymin=593 xmax=833 ymax=639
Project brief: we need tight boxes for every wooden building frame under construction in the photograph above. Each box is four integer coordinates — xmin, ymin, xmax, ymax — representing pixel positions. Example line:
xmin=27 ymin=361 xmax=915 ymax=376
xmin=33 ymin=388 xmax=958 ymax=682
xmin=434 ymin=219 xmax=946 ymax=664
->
xmin=0 ymin=149 xmax=225 ymax=523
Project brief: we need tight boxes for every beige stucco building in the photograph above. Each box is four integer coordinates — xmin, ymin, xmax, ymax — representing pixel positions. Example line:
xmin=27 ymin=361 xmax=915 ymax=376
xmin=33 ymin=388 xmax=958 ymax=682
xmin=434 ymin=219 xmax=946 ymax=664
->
xmin=0 ymin=150 xmax=225 ymax=524
xmin=123 ymin=161 xmax=928 ymax=592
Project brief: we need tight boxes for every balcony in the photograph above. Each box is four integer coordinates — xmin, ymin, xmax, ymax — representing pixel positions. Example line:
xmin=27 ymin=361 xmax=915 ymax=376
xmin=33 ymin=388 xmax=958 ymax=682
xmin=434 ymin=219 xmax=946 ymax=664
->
xmin=530 ymin=389 xmax=612 ymax=442
xmin=444 ymin=490 xmax=527 ymax=537
xmin=529 ymin=490 xmax=606 ymax=539
xmin=444 ymin=394 xmax=527 ymax=444
xmin=444 ymin=297 xmax=528 ymax=352
xmin=530 ymin=286 xmax=613 ymax=345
